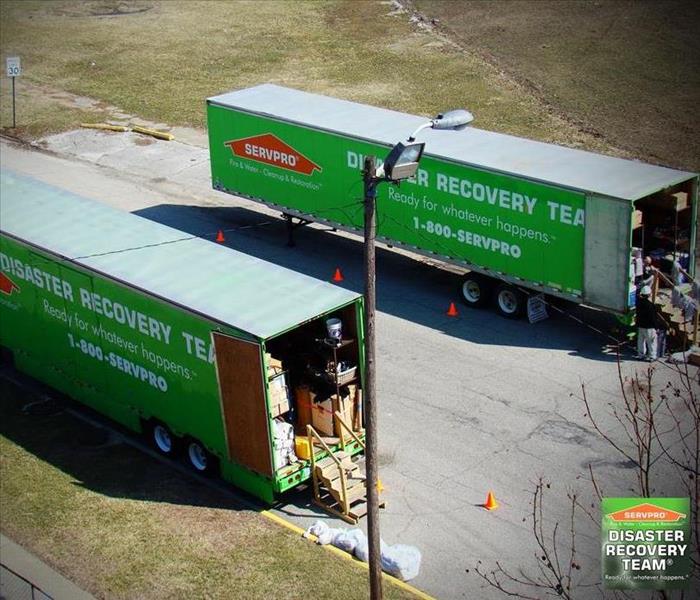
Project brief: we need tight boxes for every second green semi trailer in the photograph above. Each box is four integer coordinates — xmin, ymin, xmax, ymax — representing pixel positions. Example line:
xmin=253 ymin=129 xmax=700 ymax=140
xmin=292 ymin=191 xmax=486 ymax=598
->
xmin=207 ymin=84 xmax=698 ymax=318
xmin=0 ymin=170 xmax=365 ymax=503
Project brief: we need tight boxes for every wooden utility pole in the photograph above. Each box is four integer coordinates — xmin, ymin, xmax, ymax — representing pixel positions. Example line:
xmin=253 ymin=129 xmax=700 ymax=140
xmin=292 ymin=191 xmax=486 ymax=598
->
xmin=363 ymin=155 xmax=383 ymax=600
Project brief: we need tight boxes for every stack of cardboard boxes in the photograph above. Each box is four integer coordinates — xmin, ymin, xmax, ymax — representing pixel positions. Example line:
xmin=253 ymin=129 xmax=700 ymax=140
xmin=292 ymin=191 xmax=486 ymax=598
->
xmin=266 ymin=354 xmax=290 ymax=418
xmin=310 ymin=383 xmax=358 ymax=437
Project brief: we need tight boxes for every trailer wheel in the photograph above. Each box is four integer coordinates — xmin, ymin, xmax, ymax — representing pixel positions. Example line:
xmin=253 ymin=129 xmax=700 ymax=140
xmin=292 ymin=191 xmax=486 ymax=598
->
xmin=494 ymin=284 xmax=525 ymax=319
xmin=151 ymin=422 xmax=178 ymax=456
xmin=460 ymin=274 xmax=492 ymax=308
xmin=187 ymin=439 xmax=217 ymax=475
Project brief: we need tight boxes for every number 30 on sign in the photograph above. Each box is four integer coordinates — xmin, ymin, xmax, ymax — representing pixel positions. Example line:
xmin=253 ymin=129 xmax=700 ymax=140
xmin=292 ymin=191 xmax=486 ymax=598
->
xmin=6 ymin=57 xmax=21 ymax=77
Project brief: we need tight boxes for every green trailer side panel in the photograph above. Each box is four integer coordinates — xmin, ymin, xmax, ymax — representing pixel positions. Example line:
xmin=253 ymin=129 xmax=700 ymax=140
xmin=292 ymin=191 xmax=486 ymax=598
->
xmin=0 ymin=235 xmax=228 ymax=456
xmin=208 ymin=105 xmax=587 ymax=297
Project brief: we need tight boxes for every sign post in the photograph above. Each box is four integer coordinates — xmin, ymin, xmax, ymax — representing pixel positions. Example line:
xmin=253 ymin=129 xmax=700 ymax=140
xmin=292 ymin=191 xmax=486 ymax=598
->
xmin=6 ymin=56 xmax=21 ymax=129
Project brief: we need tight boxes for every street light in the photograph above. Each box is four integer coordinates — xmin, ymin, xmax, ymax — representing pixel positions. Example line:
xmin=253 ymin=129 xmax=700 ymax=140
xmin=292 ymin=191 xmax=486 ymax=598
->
xmin=380 ymin=141 xmax=425 ymax=181
xmin=362 ymin=109 xmax=474 ymax=600
xmin=375 ymin=110 xmax=474 ymax=182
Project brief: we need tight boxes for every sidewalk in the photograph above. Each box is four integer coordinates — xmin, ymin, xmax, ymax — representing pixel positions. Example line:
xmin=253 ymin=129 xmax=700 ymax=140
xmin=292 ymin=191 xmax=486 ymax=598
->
xmin=0 ymin=534 xmax=95 ymax=600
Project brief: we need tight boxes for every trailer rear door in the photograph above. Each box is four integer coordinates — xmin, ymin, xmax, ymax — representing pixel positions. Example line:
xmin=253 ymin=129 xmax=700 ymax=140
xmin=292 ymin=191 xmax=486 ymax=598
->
xmin=584 ymin=196 xmax=631 ymax=312
xmin=212 ymin=332 xmax=273 ymax=476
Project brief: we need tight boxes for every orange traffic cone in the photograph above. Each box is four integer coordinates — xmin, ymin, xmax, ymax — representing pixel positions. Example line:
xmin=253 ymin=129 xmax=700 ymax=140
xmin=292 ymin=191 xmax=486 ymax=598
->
xmin=216 ymin=230 xmax=225 ymax=243
xmin=332 ymin=267 xmax=344 ymax=282
xmin=484 ymin=491 xmax=499 ymax=511
xmin=446 ymin=302 xmax=459 ymax=317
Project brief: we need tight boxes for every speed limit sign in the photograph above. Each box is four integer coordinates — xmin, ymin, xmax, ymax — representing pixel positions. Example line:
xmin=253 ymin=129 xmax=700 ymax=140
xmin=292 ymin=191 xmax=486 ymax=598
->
xmin=6 ymin=56 xmax=21 ymax=77
xmin=7 ymin=56 xmax=20 ymax=128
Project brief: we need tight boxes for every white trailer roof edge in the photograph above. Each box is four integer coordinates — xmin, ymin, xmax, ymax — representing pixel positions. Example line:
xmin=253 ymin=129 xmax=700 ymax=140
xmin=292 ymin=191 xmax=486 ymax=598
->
xmin=0 ymin=170 xmax=361 ymax=340
xmin=208 ymin=84 xmax=697 ymax=202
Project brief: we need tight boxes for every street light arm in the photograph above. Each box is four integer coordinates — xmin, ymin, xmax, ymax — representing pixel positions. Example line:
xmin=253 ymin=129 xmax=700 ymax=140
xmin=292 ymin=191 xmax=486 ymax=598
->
xmin=407 ymin=121 xmax=433 ymax=142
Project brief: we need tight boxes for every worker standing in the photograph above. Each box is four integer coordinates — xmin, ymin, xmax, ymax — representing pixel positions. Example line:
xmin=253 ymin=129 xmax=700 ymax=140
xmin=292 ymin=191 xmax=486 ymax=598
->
xmin=635 ymin=285 xmax=660 ymax=360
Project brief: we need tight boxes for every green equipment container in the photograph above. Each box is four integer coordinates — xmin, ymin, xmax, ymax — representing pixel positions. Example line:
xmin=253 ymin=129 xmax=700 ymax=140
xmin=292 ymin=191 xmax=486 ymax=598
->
xmin=0 ymin=170 xmax=365 ymax=503
xmin=207 ymin=84 xmax=698 ymax=318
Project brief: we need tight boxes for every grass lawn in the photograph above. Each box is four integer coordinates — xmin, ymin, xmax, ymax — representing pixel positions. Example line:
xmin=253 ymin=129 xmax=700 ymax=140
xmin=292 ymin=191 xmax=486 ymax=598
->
xmin=0 ymin=0 xmax=612 ymax=154
xmin=0 ymin=377 xmax=413 ymax=599
xmin=414 ymin=0 xmax=700 ymax=171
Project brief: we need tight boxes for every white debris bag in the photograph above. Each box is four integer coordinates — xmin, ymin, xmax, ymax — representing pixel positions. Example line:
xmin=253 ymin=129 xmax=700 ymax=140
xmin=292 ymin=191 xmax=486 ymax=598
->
xmin=381 ymin=543 xmax=422 ymax=581
xmin=334 ymin=528 xmax=366 ymax=554
xmin=304 ymin=520 xmax=422 ymax=581
xmin=354 ymin=537 xmax=390 ymax=564
xmin=303 ymin=520 xmax=344 ymax=546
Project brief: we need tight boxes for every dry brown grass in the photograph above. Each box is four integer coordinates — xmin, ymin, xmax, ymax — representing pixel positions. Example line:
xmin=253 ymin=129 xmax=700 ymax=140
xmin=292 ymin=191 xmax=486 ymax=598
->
xmin=1 ymin=0 xmax=612 ymax=156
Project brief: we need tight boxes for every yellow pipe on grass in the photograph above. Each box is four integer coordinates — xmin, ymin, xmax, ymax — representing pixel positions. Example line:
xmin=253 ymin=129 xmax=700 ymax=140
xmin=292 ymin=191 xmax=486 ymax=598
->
xmin=80 ymin=123 xmax=129 ymax=132
xmin=131 ymin=125 xmax=174 ymax=141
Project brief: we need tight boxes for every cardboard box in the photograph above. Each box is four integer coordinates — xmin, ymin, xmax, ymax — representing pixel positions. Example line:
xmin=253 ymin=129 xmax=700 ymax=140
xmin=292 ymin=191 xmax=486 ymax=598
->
xmin=632 ymin=210 xmax=643 ymax=228
xmin=670 ymin=192 xmax=689 ymax=211
xmin=271 ymin=399 xmax=289 ymax=418
xmin=311 ymin=398 xmax=335 ymax=436
xmin=311 ymin=394 xmax=352 ymax=437
xmin=265 ymin=353 xmax=284 ymax=377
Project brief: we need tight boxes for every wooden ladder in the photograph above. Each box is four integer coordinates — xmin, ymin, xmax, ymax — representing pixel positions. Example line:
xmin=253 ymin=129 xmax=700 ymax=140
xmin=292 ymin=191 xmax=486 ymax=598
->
xmin=307 ymin=414 xmax=374 ymax=524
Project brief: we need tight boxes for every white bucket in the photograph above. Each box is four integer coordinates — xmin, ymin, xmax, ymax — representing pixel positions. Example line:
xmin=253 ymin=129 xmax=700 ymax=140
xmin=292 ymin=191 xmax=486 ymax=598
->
xmin=326 ymin=318 xmax=342 ymax=340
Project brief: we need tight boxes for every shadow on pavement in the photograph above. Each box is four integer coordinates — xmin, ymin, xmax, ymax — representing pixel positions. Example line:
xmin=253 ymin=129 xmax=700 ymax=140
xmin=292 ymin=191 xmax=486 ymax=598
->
xmin=133 ymin=203 xmax=627 ymax=362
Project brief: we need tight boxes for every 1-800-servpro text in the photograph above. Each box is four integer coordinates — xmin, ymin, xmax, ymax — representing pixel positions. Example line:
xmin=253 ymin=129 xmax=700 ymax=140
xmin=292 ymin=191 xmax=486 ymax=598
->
xmin=412 ymin=217 xmax=522 ymax=258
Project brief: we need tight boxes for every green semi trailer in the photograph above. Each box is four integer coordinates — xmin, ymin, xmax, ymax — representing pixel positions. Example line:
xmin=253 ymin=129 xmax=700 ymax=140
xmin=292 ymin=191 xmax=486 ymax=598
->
xmin=0 ymin=170 xmax=365 ymax=503
xmin=207 ymin=84 xmax=698 ymax=318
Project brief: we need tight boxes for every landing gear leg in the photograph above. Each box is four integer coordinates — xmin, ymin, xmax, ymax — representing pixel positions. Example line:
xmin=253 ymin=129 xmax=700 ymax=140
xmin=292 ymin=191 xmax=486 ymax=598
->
xmin=283 ymin=213 xmax=311 ymax=247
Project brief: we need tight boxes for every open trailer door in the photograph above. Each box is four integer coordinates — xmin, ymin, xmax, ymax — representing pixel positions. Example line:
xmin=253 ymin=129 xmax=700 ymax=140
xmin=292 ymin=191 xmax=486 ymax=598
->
xmin=212 ymin=332 xmax=273 ymax=477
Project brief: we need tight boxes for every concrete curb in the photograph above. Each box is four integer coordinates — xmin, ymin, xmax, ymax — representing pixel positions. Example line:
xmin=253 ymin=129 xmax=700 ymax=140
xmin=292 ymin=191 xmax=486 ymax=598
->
xmin=0 ymin=534 xmax=95 ymax=600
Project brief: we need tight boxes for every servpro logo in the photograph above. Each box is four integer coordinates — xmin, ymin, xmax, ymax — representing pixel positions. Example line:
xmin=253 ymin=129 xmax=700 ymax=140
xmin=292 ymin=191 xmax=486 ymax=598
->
xmin=602 ymin=497 xmax=690 ymax=590
xmin=606 ymin=503 xmax=686 ymax=523
xmin=224 ymin=133 xmax=321 ymax=175
xmin=0 ymin=272 xmax=20 ymax=296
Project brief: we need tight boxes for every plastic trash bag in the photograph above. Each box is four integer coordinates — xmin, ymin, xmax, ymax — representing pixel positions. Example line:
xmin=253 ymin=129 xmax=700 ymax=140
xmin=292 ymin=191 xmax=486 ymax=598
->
xmin=354 ymin=536 xmax=387 ymax=563
xmin=381 ymin=543 xmax=422 ymax=581
xmin=334 ymin=528 xmax=366 ymax=554
xmin=303 ymin=520 xmax=343 ymax=546
xmin=304 ymin=520 xmax=422 ymax=581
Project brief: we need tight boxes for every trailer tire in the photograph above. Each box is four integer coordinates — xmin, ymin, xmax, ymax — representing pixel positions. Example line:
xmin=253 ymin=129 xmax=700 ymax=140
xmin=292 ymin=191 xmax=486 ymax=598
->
xmin=151 ymin=422 xmax=179 ymax=456
xmin=460 ymin=274 xmax=492 ymax=308
xmin=186 ymin=439 xmax=217 ymax=476
xmin=494 ymin=284 xmax=525 ymax=319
